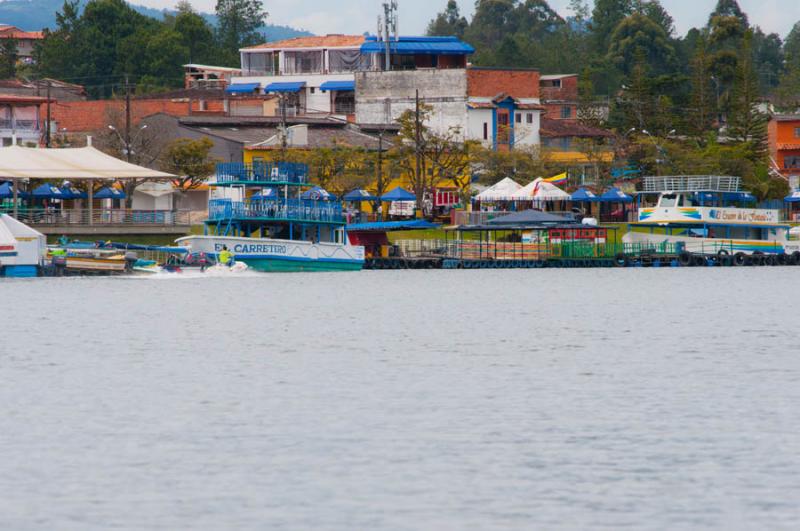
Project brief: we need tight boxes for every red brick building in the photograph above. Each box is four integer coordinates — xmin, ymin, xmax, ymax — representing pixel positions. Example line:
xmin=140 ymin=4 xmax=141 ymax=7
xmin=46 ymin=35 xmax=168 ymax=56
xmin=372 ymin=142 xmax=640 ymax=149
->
xmin=540 ymin=74 xmax=578 ymax=120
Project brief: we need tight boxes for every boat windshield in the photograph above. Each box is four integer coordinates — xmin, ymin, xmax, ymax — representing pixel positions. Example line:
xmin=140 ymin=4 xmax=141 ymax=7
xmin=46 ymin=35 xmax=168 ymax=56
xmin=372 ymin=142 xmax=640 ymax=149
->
xmin=659 ymin=193 xmax=678 ymax=207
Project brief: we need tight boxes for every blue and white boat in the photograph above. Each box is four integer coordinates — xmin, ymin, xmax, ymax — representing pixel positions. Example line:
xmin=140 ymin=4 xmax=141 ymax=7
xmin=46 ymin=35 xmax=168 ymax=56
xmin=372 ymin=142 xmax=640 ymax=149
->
xmin=176 ymin=161 xmax=364 ymax=272
xmin=623 ymin=175 xmax=800 ymax=259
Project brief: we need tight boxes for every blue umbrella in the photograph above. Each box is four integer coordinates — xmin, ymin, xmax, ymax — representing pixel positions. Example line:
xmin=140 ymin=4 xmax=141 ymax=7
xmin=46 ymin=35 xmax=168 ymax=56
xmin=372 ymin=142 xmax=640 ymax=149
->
xmin=94 ymin=187 xmax=126 ymax=199
xmin=300 ymin=186 xmax=337 ymax=201
xmin=380 ymin=186 xmax=416 ymax=202
xmin=785 ymin=190 xmax=800 ymax=203
xmin=31 ymin=183 xmax=65 ymax=199
xmin=598 ymin=187 xmax=633 ymax=203
xmin=343 ymin=188 xmax=378 ymax=201
xmin=570 ymin=188 xmax=597 ymax=202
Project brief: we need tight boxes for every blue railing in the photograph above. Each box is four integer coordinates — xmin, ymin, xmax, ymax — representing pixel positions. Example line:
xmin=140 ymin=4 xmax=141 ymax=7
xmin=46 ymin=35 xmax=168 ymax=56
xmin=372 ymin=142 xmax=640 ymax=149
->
xmin=216 ymin=162 xmax=309 ymax=185
xmin=209 ymin=198 xmax=344 ymax=223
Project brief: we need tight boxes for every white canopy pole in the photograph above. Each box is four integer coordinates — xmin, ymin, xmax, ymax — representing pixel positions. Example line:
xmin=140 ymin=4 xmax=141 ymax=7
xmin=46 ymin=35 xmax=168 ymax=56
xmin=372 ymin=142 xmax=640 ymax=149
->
xmin=88 ymin=185 xmax=93 ymax=226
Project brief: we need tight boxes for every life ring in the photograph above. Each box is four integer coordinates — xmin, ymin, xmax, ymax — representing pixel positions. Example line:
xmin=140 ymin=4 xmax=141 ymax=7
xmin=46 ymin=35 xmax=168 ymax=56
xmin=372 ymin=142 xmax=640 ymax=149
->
xmin=766 ymin=254 xmax=778 ymax=266
xmin=733 ymin=252 xmax=746 ymax=266
xmin=614 ymin=253 xmax=627 ymax=267
xmin=691 ymin=255 xmax=705 ymax=267
xmin=791 ymin=251 xmax=800 ymax=265
xmin=720 ymin=254 xmax=733 ymax=267
xmin=777 ymin=253 xmax=788 ymax=266
xmin=678 ymin=252 xmax=693 ymax=266
xmin=717 ymin=249 xmax=730 ymax=256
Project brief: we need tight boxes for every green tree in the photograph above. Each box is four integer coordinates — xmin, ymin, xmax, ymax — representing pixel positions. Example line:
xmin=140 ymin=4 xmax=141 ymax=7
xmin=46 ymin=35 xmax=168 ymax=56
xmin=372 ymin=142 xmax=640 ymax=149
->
xmin=0 ymin=38 xmax=18 ymax=78
xmin=426 ymin=0 xmax=468 ymax=38
xmin=174 ymin=1 xmax=216 ymax=64
xmin=687 ymin=32 xmax=716 ymax=138
xmin=606 ymin=12 xmax=676 ymax=76
xmin=215 ymin=0 xmax=268 ymax=65
xmin=728 ymin=31 xmax=767 ymax=162
xmin=161 ymin=137 xmax=217 ymax=190
xmin=591 ymin=0 xmax=633 ymax=53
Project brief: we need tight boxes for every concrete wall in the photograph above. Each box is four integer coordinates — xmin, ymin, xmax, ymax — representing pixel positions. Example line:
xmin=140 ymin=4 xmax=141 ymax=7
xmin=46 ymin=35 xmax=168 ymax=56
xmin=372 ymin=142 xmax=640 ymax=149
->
xmin=513 ymin=110 xmax=541 ymax=147
xmin=467 ymin=108 xmax=493 ymax=148
xmin=355 ymin=69 xmax=468 ymax=136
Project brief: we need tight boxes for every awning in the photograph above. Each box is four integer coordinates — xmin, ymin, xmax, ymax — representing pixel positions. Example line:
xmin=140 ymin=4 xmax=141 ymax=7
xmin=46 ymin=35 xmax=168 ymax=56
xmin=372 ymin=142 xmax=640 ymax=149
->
xmin=598 ymin=187 xmax=633 ymax=203
xmin=320 ymin=81 xmax=355 ymax=92
xmin=0 ymin=146 xmax=175 ymax=180
xmin=0 ymin=181 xmax=27 ymax=198
xmin=135 ymin=182 xmax=174 ymax=198
xmin=264 ymin=81 xmax=306 ymax=93
xmin=31 ymin=183 xmax=64 ymax=198
xmin=570 ymin=188 xmax=597 ymax=202
xmin=346 ymin=219 xmax=439 ymax=232
xmin=300 ymin=186 xmax=337 ymax=201
xmin=361 ymin=36 xmax=475 ymax=55
xmin=225 ymin=83 xmax=260 ymax=94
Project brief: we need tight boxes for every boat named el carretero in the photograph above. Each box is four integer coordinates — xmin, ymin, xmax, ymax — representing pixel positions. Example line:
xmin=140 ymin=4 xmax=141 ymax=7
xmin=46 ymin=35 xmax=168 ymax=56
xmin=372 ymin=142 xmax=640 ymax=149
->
xmin=176 ymin=161 xmax=364 ymax=272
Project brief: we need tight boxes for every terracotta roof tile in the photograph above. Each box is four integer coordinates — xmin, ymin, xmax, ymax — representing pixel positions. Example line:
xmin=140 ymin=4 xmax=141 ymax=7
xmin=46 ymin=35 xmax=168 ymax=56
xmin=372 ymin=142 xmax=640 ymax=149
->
xmin=242 ymin=34 xmax=364 ymax=51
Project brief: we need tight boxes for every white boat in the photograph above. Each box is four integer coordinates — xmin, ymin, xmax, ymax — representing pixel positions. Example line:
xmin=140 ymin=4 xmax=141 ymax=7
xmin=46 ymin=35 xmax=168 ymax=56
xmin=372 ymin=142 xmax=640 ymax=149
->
xmin=623 ymin=175 xmax=800 ymax=259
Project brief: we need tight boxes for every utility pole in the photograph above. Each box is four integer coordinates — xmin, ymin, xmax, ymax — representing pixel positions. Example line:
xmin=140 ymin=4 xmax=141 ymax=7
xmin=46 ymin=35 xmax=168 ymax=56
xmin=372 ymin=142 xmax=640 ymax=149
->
xmin=376 ymin=131 xmax=384 ymax=219
xmin=280 ymin=93 xmax=288 ymax=158
xmin=124 ymin=74 xmax=131 ymax=162
xmin=382 ymin=1 xmax=398 ymax=71
xmin=45 ymin=80 xmax=51 ymax=148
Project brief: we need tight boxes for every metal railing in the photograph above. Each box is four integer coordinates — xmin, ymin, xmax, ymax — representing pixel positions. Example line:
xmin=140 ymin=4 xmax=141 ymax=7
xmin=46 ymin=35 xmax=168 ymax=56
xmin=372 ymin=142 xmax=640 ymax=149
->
xmin=1 ymin=208 xmax=195 ymax=226
xmin=642 ymin=175 xmax=741 ymax=193
xmin=216 ymin=162 xmax=309 ymax=185
xmin=209 ymin=198 xmax=344 ymax=224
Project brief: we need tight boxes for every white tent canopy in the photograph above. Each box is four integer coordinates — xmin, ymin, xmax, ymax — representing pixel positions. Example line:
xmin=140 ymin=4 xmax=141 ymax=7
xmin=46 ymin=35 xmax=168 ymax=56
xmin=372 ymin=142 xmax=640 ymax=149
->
xmin=0 ymin=145 xmax=175 ymax=180
xmin=475 ymin=177 xmax=523 ymax=201
xmin=511 ymin=178 xmax=571 ymax=201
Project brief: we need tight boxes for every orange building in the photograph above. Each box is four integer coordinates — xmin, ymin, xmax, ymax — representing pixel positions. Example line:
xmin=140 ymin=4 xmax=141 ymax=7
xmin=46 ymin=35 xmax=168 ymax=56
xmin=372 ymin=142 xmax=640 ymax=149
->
xmin=768 ymin=115 xmax=800 ymax=186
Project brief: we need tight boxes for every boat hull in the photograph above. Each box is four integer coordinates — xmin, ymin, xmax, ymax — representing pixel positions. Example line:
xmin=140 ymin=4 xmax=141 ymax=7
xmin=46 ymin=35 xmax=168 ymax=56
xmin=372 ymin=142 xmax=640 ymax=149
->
xmin=176 ymin=235 xmax=364 ymax=272
xmin=623 ymin=231 xmax=787 ymax=255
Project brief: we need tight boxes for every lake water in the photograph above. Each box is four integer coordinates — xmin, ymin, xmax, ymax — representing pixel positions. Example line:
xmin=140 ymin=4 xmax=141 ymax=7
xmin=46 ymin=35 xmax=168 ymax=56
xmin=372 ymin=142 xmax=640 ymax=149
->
xmin=1 ymin=269 xmax=799 ymax=530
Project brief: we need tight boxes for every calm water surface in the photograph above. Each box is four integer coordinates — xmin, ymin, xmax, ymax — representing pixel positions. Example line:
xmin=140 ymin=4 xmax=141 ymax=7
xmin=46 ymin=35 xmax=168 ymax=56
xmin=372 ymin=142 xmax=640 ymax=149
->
xmin=1 ymin=269 xmax=799 ymax=530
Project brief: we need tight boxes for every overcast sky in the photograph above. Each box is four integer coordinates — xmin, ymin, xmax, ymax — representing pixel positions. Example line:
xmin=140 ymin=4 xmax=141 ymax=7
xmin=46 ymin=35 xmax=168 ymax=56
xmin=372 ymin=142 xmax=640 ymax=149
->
xmin=138 ymin=0 xmax=800 ymax=39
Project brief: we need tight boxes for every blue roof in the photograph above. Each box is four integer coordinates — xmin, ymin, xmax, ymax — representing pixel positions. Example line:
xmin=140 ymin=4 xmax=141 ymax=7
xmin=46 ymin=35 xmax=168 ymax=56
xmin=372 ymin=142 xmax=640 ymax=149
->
xmin=786 ymin=190 xmax=800 ymax=203
xmin=94 ymin=187 xmax=126 ymax=199
xmin=570 ymin=188 xmax=597 ymax=202
xmin=31 ymin=183 xmax=64 ymax=198
xmin=346 ymin=219 xmax=439 ymax=232
xmin=264 ymin=81 xmax=306 ymax=93
xmin=598 ymin=187 xmax=633 ymax=203
xmin=225 ymin=83 xmax=260 ymax=94
xmin=343 ymin=188 xmax=377 ymax=201
xmin=250 ymin=189 xmax=277 ymax=200
xmin=320 ymin=80 xmax=355 ymax=92
xmin=361 ymin=35 xmax=475 ymax=55
xmin=380 ymin=186 xmax=416 ymax=201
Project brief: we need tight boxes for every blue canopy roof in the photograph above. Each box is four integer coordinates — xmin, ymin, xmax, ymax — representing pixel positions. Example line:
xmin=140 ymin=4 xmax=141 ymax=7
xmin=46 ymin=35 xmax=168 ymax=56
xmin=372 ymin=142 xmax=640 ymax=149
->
xmin=264 ymin=81 xmax=306 ymax=93
xmin=31 ymin=183 xmax=64 ymax=198
xmin=320 ymin=80 xmax=355 ymax=92
xmin=346 ymin=219 xmax=439 ymax=232
xmin=225 ymin=83 xmax=260 ymax=94
xmin=0 ymin=181 xmax=27 ymax=199
xmin=60 ymin=185 xmax=87 ymax=199
xmin=570 ymin=188 xmax=597 ymax=202
xmin=786 ymin=190 xmax=800 ymax=203
xmin=343 ymin=188 xmax=378 ymax=201
xmin=300 ymin=186 xmax=337 ymax=201
xmin=598 ymin=187 xmax=633 ymax=203
xmin=361 ymin=36 xmax=475 ymax=55
xmin=380 ymin=186 xmax=416 ymax=201
xmin=94 ymin=187 xmax=126 ymax=199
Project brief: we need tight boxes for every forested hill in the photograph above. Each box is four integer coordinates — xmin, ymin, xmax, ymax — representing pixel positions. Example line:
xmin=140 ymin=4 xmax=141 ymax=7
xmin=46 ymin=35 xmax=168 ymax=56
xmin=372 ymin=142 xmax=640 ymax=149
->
xmin=0 ymin=0 xmax=311 ymax=41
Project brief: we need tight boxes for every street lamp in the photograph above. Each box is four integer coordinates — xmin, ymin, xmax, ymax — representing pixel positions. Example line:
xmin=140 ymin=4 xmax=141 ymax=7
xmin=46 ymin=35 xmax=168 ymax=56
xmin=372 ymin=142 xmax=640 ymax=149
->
xmin=108 ymin=124 xmax=148 ymax=159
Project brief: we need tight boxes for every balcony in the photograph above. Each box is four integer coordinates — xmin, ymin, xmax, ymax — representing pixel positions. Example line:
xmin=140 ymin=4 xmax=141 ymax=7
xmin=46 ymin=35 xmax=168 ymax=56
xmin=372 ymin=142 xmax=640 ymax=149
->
xmin=215 ymin=162 xmax=309 ymax=186
xmin=209 ymin=198 xmax=344 ymax=224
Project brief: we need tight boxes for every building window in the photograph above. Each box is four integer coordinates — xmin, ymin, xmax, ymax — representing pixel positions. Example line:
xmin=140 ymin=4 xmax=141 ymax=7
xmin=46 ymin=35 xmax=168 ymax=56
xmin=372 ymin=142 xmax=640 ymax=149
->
xmin=785 ymin=156 xmax=800 ymax=169
xmin=515 ymin=113 xmax=521 ymax=123
xmin=541 ymin=79 xmax=561 ymax=88
xmin=483 ymin=123 xmax=488 ymax=140
xmin=526 ymin=113 xmax=533 ymax=124
xmin=561 ymin=106 xmax=571 ymax=119
xmin=795 ymin=127 xmax=800 ymax=138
